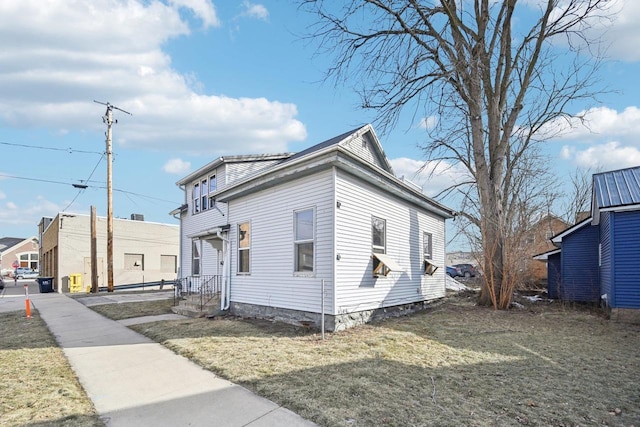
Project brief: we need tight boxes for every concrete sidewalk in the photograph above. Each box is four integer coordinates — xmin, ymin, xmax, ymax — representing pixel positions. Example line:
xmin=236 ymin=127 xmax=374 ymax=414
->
xmin=29 ymin=292 xmax=317 ymax=427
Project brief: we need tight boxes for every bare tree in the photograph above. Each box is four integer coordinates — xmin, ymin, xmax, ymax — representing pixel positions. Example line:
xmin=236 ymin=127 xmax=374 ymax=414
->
xmin=301 ymin=0 xmax=612 ymax=309
xmin=562 ymin=166 xmax=600 ymax=224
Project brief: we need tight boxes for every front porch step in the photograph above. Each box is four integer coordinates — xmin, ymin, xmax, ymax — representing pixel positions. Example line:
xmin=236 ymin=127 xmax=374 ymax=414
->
xmin=171 ymin=294 xmax=226 ymax=318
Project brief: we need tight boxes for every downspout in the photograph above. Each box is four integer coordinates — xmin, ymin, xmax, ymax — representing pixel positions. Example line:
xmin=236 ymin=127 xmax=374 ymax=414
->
xmin=216 ymin=228 xmax=230 ymax=310
xmin=175 ymin=183 xmax=186 ymax=281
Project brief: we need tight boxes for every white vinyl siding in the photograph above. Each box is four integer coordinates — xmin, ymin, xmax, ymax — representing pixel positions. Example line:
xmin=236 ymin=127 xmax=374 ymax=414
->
xmin=341 ymin=131 xmax=388 ymax=171
xmin=227 ymin=169 xmax=334 ymax=314
xmin=225 ymin=160 xmax=283 ymax=187
xmin=334 ymin=170 xmax=446 ymax=314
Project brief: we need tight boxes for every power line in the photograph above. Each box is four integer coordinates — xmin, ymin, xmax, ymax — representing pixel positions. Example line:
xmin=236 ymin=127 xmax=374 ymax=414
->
xmin=0 ymin=172 xmax=178 ymax=205
xmin=62 ymin=154 xmax=106 ymax=212
xmin=0 ymin=140 xmax=104 ymax=155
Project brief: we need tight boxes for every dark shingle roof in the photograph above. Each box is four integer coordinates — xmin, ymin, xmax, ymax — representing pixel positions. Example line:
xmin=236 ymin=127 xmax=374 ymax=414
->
xmin=593 ymin=166 xmax=640 ymax=209
xmin=281 ymin=126 xmax=366 ymax=164
xmin=0 ymin=237 xmax=27 ymax=252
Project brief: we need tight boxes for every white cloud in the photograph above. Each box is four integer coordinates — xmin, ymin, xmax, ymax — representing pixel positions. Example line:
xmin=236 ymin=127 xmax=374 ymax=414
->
xmin=418 ymin=116 xmax=438 ymax=130
xmin=0 ymin=191 xmax=5 ymax=200
xmin=241 ymin=1 xmax=269 ymax=21
xmin=0 ymin=0 xmax=305 ymax=155
xmin=390 ymin=157 xmax=471 ymax=198
xmin=561 ymin=141 xmax=640 ymax=170
xmin=541 ymin=106 xmax=640 ymax=144
xmin=163 ymin=158 xmax=192 ymax=175
xmin=585 ymin=0 xmax=640 ymax=62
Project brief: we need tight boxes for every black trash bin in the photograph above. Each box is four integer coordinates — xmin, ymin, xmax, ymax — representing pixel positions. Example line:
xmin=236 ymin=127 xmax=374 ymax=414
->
xmin=37 ymin=277 xmax=54 ymax=293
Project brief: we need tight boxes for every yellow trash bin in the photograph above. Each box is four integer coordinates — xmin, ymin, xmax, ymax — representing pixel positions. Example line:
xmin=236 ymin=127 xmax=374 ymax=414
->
xmin=69 ymin=274 xmax=84 ymax=293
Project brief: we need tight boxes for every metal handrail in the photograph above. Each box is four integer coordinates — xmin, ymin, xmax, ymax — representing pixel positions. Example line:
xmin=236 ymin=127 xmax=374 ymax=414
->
xmin=175 ymin=275 xmax=222 ymax=311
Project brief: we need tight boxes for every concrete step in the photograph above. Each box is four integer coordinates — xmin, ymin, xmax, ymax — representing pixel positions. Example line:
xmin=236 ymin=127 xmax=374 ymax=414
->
xmin=172 ymin=295 xmax=226 ymax=318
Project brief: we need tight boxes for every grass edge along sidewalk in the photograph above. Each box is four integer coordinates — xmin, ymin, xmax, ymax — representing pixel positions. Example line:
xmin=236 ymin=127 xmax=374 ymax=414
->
xmin=0 ymin=309 xmax=103 ymax=427
xmin=90 ymin=293 xmax=640 ymax=427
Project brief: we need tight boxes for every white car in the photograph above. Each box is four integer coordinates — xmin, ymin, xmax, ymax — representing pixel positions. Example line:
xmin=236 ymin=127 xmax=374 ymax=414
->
xmin=14 ymin=267 xmax=39 ymax=279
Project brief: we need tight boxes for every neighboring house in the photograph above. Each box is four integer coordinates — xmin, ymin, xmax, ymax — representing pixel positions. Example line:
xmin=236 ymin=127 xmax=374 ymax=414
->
xmin=40 ymin=212 xmax=179 ymax=292
xmin=524 ymin=215 xmax=569 ymax=284
xmin=534 ymin=166 xmax=640 ymax=320
xmin=0 ymin=236 xmax=39 ymax=276
xmin=173 ymin=124 xmax=455 ymax=331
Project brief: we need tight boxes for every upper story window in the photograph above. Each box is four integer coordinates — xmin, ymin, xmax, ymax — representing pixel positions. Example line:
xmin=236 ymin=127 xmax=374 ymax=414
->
xmin=193 ymin=173 xmax=218 ymax=214
xmin=201 ymin=179 xmax=208 ymax=211
xmin=192 ymin=183 xmax=200 ymax=214
xmin=294 ymin=208 xmax=315 ymax=273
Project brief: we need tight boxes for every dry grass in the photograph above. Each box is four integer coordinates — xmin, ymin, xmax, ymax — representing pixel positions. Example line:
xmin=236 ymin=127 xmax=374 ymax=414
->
xmin=122 ymin=293 xmax=640 ymax=427
xmin=88 ymin=298 xmax=174 ymax=320
xmin=0 ymin=311 xmax=103 ymax=427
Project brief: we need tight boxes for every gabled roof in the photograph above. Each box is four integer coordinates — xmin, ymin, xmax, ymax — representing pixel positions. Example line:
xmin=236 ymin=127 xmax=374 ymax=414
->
xmin=592 ymin=165 xmax=640 ymax=225
xmin=176 ymin=153 xmax=293 ymax=186
xmin=214 ymin=125 xmax=454 ymax=219
xmin=550 ymin=216 xmax=592 ymax=247
xmin=0 ymin=237 xmax=25 ymax=252
xmin=281 ymin=124 xmax=394 ymax=174
xmin=0 ymin=237 xmax=37 ymax=254
xmin=532 ymin=248 xmax=561 ymax=261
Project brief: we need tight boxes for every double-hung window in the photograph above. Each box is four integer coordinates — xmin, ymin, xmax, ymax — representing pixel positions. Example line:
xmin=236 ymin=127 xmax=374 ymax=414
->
xmin=201 ymin=179 xmax=208 ymax=211
xmin=192 ymin=183 xmax=200 ymax=214
xmin=423 ymin=232 xmax=438 ymax=275
xmin=372 ymin=216 xmax=388 ymax=276
xmin=238 ymin=222 xmax=251 ymax=273
xmin=294 ymin=208 xmax=314 ymax=272
xmin=192 ymin=241 xmax=200 ymax=275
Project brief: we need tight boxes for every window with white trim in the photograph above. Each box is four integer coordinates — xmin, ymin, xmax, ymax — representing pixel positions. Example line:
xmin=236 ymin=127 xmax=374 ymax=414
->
xmin=422 ymin=232 xmax=439 ymax=275
xmin=372 ymin=216 xmax=387 ymax=276
xmin=238 ymin=222 xmax=250 ymax=273
xmin=201 ymin=179 xmax=208 ymax=211
xmin=192 ymin=241 xmax=200 ymax=275
xmin=192 ymin=183 xmax=200 ymax=214
xmin=294 ymin=208 xmax=314 ymax=272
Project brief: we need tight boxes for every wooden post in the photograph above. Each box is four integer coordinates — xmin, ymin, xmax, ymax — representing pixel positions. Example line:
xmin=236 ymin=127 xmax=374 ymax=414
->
xmin=91 ymin=206 xmax=98 ymax=293
xmin=106 ymin=107 xmax=114 ymax=292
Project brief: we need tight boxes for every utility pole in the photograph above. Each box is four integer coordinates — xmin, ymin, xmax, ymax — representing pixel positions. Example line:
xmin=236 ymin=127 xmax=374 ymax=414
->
xmin=94 ymin=101 xmax=131 ymax=292
xmin=90 ymin=206 xmax=98 ymax=293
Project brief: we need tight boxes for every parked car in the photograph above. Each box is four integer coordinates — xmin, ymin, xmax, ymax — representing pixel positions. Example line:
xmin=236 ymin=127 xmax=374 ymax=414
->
xmin=14 ymin=267 xmax=39 ymax=279
xmin=446 ymin=266 xmax=461 ymax=277
xmin=453 ymin=263 xmax=478 ymax=278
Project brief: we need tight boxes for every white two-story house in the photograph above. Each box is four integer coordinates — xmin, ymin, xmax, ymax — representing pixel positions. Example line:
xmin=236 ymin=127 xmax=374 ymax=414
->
xmin=173 ymin=124 xmax=454 ymax=331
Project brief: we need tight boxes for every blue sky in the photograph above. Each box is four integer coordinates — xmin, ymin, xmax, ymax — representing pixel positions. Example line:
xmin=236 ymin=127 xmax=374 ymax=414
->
xmin=1 ymin=0 xmax=640 ymax=250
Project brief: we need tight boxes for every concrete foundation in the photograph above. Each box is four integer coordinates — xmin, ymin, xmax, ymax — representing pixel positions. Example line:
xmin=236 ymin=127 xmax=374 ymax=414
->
xmin=230 ymin=299 xmax=441 ymax=332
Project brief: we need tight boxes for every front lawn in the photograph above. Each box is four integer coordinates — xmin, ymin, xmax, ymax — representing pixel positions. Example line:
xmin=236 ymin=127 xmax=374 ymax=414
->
xmin=124 ymin=293 xmax=640 ymax=426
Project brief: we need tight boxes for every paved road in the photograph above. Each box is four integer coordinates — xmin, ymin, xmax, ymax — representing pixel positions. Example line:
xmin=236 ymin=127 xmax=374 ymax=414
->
xmin=0 ymin=278 xmax=38 ymax=313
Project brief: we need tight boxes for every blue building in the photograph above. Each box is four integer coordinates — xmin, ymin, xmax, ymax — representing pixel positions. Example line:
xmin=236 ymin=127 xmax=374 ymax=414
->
xmin=535 ymin=166 xmax=640 ymax=317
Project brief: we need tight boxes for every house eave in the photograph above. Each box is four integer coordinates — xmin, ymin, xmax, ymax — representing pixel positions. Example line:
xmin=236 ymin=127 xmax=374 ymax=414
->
xmin=533 ymin=248 xmax=561 ymax=261
xmin=551 ymin=217 xmax=592 ymax=246
xmin=215 ymin=146 xmax=454 ymax=219
xmin=175 ymin=153 xmax=293 ymax=186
